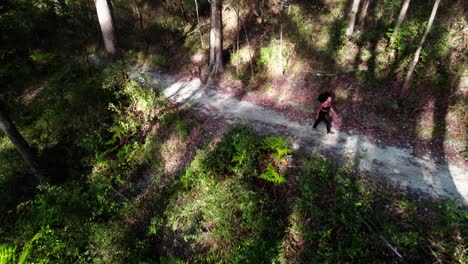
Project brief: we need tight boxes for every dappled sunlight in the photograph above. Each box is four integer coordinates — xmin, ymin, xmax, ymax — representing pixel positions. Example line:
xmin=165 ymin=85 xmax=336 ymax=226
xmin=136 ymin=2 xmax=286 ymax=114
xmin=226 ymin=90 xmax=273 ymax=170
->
xmin=230 ymin=44 xmax=254 ymax=67
xmin=415 ymin=99 xmax=436 ymax=140
xmin=191 ymin=52 xmax=205 ymax=64
xmin=258 ymin=38 xmax=297 ymax=77
xmin=1 ymin=0 xmax=467 ymax=262
xmin=20 ymin=81 xmax=47 ymax=103
xmin=160 ymin=132 xmax=188 ymax=174
xmin=146 ymin=65 xmax=468 ymax=206
xmin=278 ymin=205 xmax=306 ymax=260
xmin=163 ymin=78 xmax=204 ymax=103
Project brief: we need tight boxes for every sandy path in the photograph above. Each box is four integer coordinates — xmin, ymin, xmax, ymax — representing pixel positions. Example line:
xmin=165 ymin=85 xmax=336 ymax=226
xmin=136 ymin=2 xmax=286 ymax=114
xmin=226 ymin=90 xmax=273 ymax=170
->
xmin=130 ymin=68 xmax=468 ymax=206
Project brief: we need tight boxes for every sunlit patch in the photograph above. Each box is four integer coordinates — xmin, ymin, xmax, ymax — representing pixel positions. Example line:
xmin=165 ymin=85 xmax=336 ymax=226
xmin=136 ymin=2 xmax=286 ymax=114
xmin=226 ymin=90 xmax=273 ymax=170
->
xmin=191 ymin=52 xmax=204 ymax=63
xmin=161 ymin=132 xmax=186 ymax=174
xmin=415 ymin=100 xmax=435 ymax=140
xmin=162 ymin=79 xmax=203 ymax=103
xmin=258 ymin=38 xmax=296 ymax=77
xmin=280 ymin=205 xmax=306 ymax=260
xmin=231 ymin=45 xmax=254 ymax=66
xmin=21 ymin=81 xmax=47 ymax=103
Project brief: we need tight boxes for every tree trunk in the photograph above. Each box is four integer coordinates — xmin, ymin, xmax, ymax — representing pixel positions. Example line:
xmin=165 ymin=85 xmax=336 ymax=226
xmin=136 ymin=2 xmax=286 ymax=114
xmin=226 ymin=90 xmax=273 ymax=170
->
xmin=132 ymin=0 xmax=144 ymax=31
xmin=95 ymin=0 xmax=117 ymax=56
xmin=400 ymin=0 xmax=441 ymax=100
xmin=279 ymin=1 xmax=284 ymax=76
xmin=235 ymin=0 xmax=240 ymax=76
xmin=194 ymin=0 xmax=205 ymax=48
xmin=389 ymin=0 xmax=411 ymax=48
xmin=209 ymin=0 xmax=224 ymax=75
xmin=346 ymin=0 xmax=361 ymax=37
xmin=0 ymin=101 xmax=45 ymax=184
xmin=358 ymin=0 xmax=370 ymax=27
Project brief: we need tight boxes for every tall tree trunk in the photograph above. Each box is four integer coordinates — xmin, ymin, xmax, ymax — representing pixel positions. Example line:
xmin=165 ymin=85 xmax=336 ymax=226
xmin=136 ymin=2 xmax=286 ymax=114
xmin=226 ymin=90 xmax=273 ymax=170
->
xmin=209 ymin=0 xmax=224 ymax=75
xmin=243 ymin=24 xmax=254 ymax=77
xmin=400 ymin=0 xmax=441 ymax=100
xmin=389 ymin=0 xmax=411 ymax=48
xmin=279 ymin=1 xmax=284 ymax=76
xmin=235 ymin=0 xmax=240 ymax=76
xmin=346 ymin=0 xmax=361 ymax=37
xmin=0 ymin=101 xmax=45 ymax=184
xmin=132 ymin=0 xmax=144 ymax=31
xmin=95 ymin=0 xmax=117 ymax=56
xmin=194 ymin=0 xmax=205 ymax=48
xmin=358 ymin=0 xmax=370 ymax=27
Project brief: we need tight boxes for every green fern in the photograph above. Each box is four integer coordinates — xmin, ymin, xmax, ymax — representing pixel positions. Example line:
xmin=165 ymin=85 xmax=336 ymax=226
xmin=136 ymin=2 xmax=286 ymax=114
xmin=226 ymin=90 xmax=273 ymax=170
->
xmin=0 ymin=244 xmax=16 ymax=264
xmin=261 ymin=136 xmax=291 ymax=162
xmin=258 ymin=163 xmax=287 ymax=185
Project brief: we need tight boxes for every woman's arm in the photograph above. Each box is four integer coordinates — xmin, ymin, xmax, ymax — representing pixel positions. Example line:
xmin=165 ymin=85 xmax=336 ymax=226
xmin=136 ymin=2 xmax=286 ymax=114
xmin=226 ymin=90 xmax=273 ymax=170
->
xmin=330 ymin=105 xmax=337 ymax=116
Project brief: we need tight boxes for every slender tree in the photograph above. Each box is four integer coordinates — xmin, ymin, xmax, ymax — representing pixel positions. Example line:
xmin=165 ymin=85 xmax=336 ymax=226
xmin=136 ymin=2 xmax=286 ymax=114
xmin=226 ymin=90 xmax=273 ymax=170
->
xmin=389 ymin=0 xmax=411 ymax=48
xmin=194 ymin=0 xmax=205 ymax=48
xmin=346 ymin=0 xmax=361 ymax=37
xmin=358 ymin=0 xmax=370 ymax=27
xmin=400 ymin=0 xmax=441 ymax=99
xmin=208 ymin=0 xmax=224 ymax=75
xmin=95 ymin=0 xmax=117 ymax=56
xmin=0 ymin=100 xmax=45 ymax=184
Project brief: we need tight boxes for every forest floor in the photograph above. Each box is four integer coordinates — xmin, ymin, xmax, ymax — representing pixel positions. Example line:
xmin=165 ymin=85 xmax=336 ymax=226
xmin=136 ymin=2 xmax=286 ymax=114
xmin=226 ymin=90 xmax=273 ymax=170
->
xmin=129 ymin=65 xmax=468 ymax=207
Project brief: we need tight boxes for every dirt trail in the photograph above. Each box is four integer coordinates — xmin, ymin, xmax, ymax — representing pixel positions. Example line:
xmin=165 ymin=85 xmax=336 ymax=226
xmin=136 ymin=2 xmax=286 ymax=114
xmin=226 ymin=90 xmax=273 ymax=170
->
xmin=130 ymin=68 xmax=468 ymax=206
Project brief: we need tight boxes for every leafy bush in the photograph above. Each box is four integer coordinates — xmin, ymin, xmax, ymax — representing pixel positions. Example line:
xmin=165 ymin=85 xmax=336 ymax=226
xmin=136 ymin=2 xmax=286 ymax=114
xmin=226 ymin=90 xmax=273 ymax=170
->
xmin=258 ymin=39 xmax=295 ymax=76
xmin=205 ymin=125 xmax=260 ymax=178
xmin=294 ymin=153 xmax=467 ymax=262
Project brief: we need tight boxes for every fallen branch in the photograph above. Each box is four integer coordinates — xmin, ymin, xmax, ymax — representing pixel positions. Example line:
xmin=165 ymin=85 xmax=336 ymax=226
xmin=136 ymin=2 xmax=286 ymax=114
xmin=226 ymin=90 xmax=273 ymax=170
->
xmin=379 ymin=235 xmax=405 ymax=263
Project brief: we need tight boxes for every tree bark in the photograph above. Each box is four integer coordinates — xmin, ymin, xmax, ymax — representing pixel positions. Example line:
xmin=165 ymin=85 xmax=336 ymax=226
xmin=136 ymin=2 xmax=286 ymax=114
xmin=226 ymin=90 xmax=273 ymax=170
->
xmin=194 ymin=0 xmax=205 ymax=48
xmin=279 ymin=1 xmax=284 ymax=76
xmin=346 ymin=0 xmax=361 ymax=37
xmin=389 ymin=0 xmax=411 ymax=48
xmin=209 ymin=0 xmax=224 ymax=75
xmin=358 ymin=0 xmax=370 ymax=27
xmin=0 ymin=101 xmax=45 ymax=184
xmin=400 ymin=0 xmax=441 ymax=100
xmin=95 ymin=0 xmax=117 ymax=56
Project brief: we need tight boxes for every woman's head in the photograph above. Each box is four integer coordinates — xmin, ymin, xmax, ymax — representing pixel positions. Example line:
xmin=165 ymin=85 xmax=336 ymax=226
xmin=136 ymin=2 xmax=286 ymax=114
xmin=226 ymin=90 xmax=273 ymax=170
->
xmin=318 ymin=92 xmax=332 ymax=103
xmin=326 ymin=96 xmax=332 ymax=103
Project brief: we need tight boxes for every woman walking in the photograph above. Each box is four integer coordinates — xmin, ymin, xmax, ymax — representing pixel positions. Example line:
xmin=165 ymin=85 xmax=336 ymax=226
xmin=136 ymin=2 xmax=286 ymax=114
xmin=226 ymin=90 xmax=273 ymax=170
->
xmin=313 ymin=92 xmax=337 ymax=134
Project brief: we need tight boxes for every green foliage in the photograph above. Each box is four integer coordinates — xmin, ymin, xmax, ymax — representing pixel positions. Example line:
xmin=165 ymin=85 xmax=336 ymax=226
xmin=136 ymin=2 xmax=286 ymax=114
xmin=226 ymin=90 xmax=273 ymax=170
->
xmin=261 ymin=136 xmax=291 ymax=163
xmin=0 ymin=244 xmax=16 ymax=264
xmin=205 ymin=125 xmax=260 ymax=178
xmin=294 ymin=153 xmax=467 ymax=262
xmin=258 ymin=163 xmax=286 ymax=184
xmin=257 ymin=39 xmax=295 ymax=76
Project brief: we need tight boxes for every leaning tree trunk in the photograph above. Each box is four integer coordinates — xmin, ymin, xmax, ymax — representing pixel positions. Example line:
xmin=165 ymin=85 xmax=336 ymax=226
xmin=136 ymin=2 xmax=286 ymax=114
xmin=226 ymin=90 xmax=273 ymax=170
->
xmin=358 ymin=0 xmax=370 ymax=27
xmin=400 ymin=0 xmax=441 ymax=100
xmin=95 ymin=0 xmax=117 ymax=56
xmin=389 ymin=0 xmax=411 ymax=48
xmin=209 ymin=0 xmax=224 ymax=75
xmin=0 ymin=101 xmax=45 ymax=184
xmin=346 ymin=0 xmax=361 ymax=37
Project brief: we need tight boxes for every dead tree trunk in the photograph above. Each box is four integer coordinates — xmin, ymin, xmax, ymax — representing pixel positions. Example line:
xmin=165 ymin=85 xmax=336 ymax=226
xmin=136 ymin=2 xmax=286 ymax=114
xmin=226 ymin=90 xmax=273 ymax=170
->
xmin=0 ymin=101 xmax=45 ymax=184
xmin=209 ymin=0 xmax=224 ymax=75
xmin=400 ymin=0 xmax=441 ymax=100
xmin=95 ymin=0 xmax=117 ymax=56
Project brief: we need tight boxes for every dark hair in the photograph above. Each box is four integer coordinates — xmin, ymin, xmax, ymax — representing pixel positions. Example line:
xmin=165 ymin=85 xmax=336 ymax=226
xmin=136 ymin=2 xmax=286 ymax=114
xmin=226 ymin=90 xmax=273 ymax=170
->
xmin=318 ymin=92 xmax=331 ymax=103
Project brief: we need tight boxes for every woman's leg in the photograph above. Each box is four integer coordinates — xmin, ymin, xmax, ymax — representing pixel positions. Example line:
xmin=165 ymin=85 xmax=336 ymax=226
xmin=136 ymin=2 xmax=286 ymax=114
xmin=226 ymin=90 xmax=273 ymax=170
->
xmin=313 ymin=113 xmax=323 ymax=128
xmin=324 ymin=113 xmax=332 ymax=133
